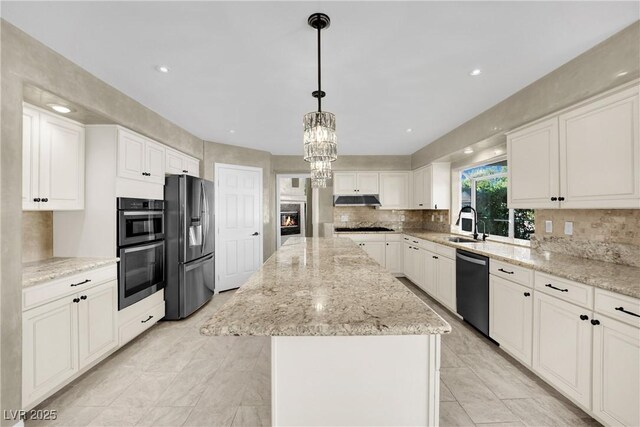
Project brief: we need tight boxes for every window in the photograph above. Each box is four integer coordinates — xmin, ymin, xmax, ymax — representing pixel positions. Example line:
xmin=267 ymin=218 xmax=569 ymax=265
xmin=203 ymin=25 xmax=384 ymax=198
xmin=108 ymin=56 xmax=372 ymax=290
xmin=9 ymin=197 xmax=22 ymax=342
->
xmin=460 ymin=160 xmax=534 ymax=241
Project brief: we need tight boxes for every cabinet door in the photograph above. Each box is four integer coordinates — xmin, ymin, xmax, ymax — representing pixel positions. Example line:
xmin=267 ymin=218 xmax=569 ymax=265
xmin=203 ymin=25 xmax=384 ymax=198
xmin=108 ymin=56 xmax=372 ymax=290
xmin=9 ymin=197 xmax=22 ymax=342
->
xmin=423 ymin=251 xmax=438 ymax=297
xmin=39 ymin=113 xmax=85 ymax=210
xmin=409 ymin=247 xmax=425 ymax=290
xmin=78 ymin=281 xmax=118 ymax=369
xmin=356 ymin=172 xmax=379 ymax=194
xmin=144 ymin=139 xmax=166 ymax=184
xmin=403 ymin=243 xmax=414 ymax=280
xmin=592 ymin=315 xmax=640 ymax=427
xmin=117 ymin=129 xmax=147 ymax=181
xmin=489 ymin=276 xmax=533 ymax=366
xmin=361 ymin=241 xmax=385 ymax=266
xmin=23 ymin=296 xmax=78 ymax=407
xmin=507 ymin=118 xmax=560 ymax=208
xmin=436 ymin=256 xmax=456 ymax=311
xmin=184 ymin=157 xmax=200 ymax=177
xmin=422 ymin=165 xmax=433 ymax=209
xmin=532 ymin=292 xmax=592 ymax=408
xmin=385 ymin=241 xmax=402 ymax=274
xmin=23 ymin=107 xmax=40 ymax=210
xmin=431 ymin=163 xmax=451 ymax=210
xmin=165 ymin=148 xmax=185 ymax=175
xmin=559 ymin=86 xmax=639 ymax=208
xmin=333 ymin=172 xmax=357 ymax=195
xmin=412 ymin=168 xmax=425 ymax=208
xmin=379 ymin=172 xmax=409 ymax=209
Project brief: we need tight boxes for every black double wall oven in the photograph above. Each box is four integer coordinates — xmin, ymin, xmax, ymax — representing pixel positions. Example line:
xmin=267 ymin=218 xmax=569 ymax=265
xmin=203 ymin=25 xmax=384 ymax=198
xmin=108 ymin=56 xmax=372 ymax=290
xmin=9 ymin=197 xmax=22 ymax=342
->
xmin=117 ymin=198 xmax=165 ymax=310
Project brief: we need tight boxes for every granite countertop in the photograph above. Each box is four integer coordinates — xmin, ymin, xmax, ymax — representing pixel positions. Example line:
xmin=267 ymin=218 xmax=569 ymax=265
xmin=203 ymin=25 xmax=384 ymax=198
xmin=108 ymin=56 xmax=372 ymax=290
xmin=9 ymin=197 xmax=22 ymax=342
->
xmin=402 ymin=230 xmax=640 ymax=299
xmin=201 ymin=237 xmax=451 ymax=337
xmin=23 ymin=257 xmax=120 ymax=288
xmin=333 ymin=230 xmax=401 ymax=234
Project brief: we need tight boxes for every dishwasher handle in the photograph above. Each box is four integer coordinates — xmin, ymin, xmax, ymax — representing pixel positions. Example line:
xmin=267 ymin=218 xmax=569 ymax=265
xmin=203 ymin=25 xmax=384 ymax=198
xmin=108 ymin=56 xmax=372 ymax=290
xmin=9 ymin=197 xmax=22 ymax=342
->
xmin=456 ymin=252 xmax=488 ymax=266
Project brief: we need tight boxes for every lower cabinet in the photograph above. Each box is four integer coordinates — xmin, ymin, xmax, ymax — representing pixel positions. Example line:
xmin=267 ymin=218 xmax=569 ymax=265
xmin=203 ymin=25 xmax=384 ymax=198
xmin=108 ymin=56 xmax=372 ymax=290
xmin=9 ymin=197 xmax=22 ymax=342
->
xmin=532 ymin=291 xmax=593 ymax=409
xmin=78 ymin=282 xmax=118 ymax=368
xmin=435 ymin=254 xmax=456 ymax=312
xmin=592 ymin=315 xmax=640 ymax=426
xmin=423 ymin=251 xmax=438 ymax=296
xmin=384 ymin=241 xmax=403 ymax=275
xmin=489 ymin=275 xmax=533 ymax=366
xmin=358 ymin=241 xmax=386 ymax=266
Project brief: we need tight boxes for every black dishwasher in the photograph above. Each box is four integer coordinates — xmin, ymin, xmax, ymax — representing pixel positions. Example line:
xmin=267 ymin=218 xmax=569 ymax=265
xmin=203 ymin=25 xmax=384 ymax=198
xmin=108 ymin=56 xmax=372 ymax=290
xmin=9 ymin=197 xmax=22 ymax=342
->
xmin=456 ymin=249 xmax=490 ymax=336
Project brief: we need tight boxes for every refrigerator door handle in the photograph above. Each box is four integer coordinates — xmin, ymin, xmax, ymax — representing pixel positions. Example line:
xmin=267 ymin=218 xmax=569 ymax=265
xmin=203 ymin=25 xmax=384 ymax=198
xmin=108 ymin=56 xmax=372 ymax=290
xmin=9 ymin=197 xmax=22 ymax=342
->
xmin=184 ymin=252 xmax=214 ymax=272
xmin=201 ymin=180 xmax=208 ymax=256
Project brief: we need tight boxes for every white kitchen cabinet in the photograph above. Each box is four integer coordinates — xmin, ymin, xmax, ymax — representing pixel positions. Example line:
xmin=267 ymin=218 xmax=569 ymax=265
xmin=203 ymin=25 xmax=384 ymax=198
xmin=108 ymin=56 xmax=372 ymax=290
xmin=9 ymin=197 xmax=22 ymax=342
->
xmin=412 ymin=163 xmax=451 ymax=210
xmin=333 ymin=172 xmax=379 ymax=195
xmin=22 ymin=294 xmax=78 ymax=407
xmin=423 ymin=250 xmax=438 ymax=297
xmin=435 ymin=254 xmax=456 ymax=312
xmin=166 ymin=148 xmax=200 ymax=177
xmin=184 ymin=157 xmax=200 ymax=177
xmin=78 ymin=281 xmax=118 ymax=369
xmin=490 ymin=275 xmax=533 ymax=366
xmin=384 ymin=241 xmax=403 ymax=275
xmin=532 ymin=291 xmax=592 ymax=409
xmin=379 ymin=172 xmax=410 ymax=209
xmin=508 ymin=84 xmax=640 ymax=209
xmin=559 ymin=86 xmax=639 ymax=208
xmin=403 ymin=242 xmax=414 ymax=281
xmin=117 ymin=128 xmax=165 ymax=184
xmin=592 ymin=314 xmax=640 ymax=427
xmin=22 ymin=104 xmax=85 ymax=211
xmin=358 ymin=241 xmax=386 ymax=266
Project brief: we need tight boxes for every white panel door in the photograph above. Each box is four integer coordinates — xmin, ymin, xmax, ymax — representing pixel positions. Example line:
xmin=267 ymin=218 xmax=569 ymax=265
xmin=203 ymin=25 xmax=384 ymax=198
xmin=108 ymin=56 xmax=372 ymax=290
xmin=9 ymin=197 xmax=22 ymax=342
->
xmin=216 ymin=164 xmax=263 ymax=292
xmin=23 ymin=106 xmax=40 ymax=210
xmin=379 ymin=172 xmax=410 ymax=209
xmin=533 ymin=292 xmax=592 ymax=408
xmin=39 ymin=113 xmax=85 ymax=210
xmin=144 ymin=139 xmax=166 ymax=184
xmin=436 ymin=256 xmax=456 ymax=311
xmin=412 ymin=168 xmax=425 ymax=208
xmin=384 ymin=241 xmax=402 ymax=274
xmin=559 ymin=86 xmax=639 ymax=208
xmin=117 ymin=129 xmax=146 ymax=181
xmin=23 ymin=296 xmax=78 ymax=408
xmin=333 ymin=172 xmax=357 ymax=195
xmin=78 ymin=281 xmax=118 ymax=369
xmin=507 ymin=118 xmax=560 ymax=208
xmin=360 ymin=242 xmax=385 ymax=266
xmin=165 ymin=148 xmax=186 ymax=175
xmin=489 ymin=275 xmax=533 ymax=366
xmin=592 ymin=315 xmax=640 ymax=427
xmin=357 ymin=172 xmax=379 ymax=194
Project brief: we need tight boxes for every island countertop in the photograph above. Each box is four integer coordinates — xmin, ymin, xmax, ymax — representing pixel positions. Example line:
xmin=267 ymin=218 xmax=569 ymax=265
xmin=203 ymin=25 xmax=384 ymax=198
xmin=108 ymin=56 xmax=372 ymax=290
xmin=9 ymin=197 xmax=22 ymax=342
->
xmin=201 ymin=237 xmax=451 ymax=337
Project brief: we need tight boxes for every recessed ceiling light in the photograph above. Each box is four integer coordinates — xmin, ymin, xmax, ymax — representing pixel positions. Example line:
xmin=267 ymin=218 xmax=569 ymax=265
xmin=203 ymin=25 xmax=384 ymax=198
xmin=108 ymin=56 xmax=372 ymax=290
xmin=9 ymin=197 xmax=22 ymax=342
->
xmin=464 ymin=148 xmax=474 ymax=154
xmin=406 ymin=128 xmax=413 ymax=133
xmin=229 ymin=129 xmax=236 ymax=134
xmin=47 ymin=104 xmax=72 ymax=114
xmin=616 ymin=71 xmax=628 ymax=77
xmin=469 ymin=69 xmax=482 ymax=76
xmin=155 ymin=65 xmax=170 ymax=73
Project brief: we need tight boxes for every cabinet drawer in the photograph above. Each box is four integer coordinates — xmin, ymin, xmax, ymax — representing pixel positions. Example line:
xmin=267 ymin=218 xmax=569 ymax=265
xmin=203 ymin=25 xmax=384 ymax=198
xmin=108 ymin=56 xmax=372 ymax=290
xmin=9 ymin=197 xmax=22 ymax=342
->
xmin=23 ymin=265 xmax=117 ymax=311
xmin=535 ymin=272 xmax=593 ymax=309
xmin=435 ymin=244 xmax=456 ymax=260
xmin=595 ymin=289 xmax=640 ymax=327
xmin=490 ymin=260 xmax=533 ymax=288
xmin=119 ymin=301 xmax=165 ymax=346
xmin=338 ymin=233 xmax=385 ymax=242
xmin=404 ymin=235 xmax=436 ymax=252
xmin=385 ymin=233 xmax=403 ymax=242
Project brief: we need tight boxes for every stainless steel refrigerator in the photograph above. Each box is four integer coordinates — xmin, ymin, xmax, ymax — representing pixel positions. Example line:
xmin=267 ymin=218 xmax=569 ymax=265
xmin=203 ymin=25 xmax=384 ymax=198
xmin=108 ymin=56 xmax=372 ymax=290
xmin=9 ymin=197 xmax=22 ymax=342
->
xmin=164 ymin=175 xmax=215 ymax=319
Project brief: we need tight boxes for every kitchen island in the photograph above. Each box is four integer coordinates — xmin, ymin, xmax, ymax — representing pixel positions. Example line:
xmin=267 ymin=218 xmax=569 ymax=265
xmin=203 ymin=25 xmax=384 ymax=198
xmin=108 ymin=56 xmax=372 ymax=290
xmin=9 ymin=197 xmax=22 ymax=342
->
xmin=202 ymin=237 xmax=451 ymax=426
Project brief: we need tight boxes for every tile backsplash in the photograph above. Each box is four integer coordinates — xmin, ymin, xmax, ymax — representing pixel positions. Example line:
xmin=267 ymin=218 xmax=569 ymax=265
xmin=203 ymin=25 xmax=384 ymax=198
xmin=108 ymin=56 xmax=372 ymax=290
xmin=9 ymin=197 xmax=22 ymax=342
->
xmin=22 ymin=211 xmax=53 ymax=263
xmin=532 ymin=209 xmax=640 ymax=267
xmin=333 ymin=207 xmax=450 ymax=232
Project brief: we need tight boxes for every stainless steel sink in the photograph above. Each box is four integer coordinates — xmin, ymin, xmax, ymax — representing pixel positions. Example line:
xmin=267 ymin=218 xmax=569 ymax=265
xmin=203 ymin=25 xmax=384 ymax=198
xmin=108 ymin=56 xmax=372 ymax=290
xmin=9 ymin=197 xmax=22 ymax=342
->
xmin=447 ymin=236 xmax=478 ymax=244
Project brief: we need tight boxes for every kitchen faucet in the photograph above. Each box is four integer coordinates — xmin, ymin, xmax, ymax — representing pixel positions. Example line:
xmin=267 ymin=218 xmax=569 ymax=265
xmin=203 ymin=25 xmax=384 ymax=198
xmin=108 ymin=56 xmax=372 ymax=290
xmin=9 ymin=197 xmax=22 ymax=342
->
xmin=454 ymin=206 xmax=488 ymax=241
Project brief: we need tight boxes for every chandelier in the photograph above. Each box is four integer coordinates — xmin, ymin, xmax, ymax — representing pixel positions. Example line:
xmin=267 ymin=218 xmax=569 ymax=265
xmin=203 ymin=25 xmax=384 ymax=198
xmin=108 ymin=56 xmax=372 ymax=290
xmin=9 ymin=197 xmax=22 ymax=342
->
xmin=303 ymin=13 xmax=337 ymax=188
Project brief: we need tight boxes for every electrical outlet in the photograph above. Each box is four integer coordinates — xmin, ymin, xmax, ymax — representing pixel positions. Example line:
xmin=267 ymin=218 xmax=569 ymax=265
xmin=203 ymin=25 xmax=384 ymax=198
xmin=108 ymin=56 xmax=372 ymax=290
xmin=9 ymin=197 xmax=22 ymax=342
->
xmin=545 ymin=220 xmax=553 ymax=233
xmin=564 ymin=221 xmax=573 ymax=236
xmin=340 ymin=214 xmax=349 ymax=222
xmin=431 ymin=214 xmax=435 ymax=221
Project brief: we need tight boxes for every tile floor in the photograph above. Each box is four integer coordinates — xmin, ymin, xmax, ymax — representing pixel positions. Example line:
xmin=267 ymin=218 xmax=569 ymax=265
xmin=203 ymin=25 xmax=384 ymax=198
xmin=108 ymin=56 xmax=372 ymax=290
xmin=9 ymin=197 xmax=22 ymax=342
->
xmin=28 ymin=279 xmax=599 ymax=427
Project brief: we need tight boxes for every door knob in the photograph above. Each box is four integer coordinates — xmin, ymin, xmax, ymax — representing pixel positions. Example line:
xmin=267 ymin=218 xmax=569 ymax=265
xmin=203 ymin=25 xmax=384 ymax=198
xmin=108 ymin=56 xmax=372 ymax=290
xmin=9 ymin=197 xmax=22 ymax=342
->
xmin=252 ymin=232 xmax=259 ymax=236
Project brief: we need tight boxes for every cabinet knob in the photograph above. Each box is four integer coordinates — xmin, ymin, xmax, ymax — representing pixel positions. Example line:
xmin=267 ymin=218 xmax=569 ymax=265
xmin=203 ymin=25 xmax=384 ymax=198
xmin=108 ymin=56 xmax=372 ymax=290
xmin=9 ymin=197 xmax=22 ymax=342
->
xmin=72 ymin=298 xmax=80 ymax=303
xmin=386 ymin=243 xmax=389 ymax=246
xmin=41 ymin=198 xmax=48 ymax=202
xmin=432 ymin=255 xmax=438 ymax=259
xmin=524 ymin=292 xmax=531 ymax=297
xmin=579 ymin=314 xmax=588 ymax=321
xmin=183 ymin=170 xmax=188 ymax=173
xmin=434 ymin=204 xmax=437 ymax=209
xmin=591 ymin=319 xmax=600 ymax=326
xmin=550 ymin=197 xmax=558 ymax=201
xmin=558 ymin=197 xmax=565 ymax=201
xmin=33 ymin=198 xmax=41 ymax=202
xmin=418 ymin=203 xmax=423 ymax=206
xmin=80 ymin=295 xmax=87 ymax=300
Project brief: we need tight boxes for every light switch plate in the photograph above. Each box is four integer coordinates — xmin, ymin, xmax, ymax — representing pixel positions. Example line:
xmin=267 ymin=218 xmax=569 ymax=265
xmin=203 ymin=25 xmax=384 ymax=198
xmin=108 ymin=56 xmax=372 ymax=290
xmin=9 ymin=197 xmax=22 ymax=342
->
xmin=564 ymin=221 xmax=573 ymax=235
xmin=340 ymin=214 xmax=349 ymax=222
xmin=545 ymin=220 xmax=553 ymax=233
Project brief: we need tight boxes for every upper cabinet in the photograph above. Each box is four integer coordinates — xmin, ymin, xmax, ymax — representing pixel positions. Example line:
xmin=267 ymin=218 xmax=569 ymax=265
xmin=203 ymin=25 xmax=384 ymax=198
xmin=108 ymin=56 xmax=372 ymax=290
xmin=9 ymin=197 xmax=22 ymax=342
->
xmin=333 ymin=172 xmax=379 ymax=195
xmin=22 ymin=104 xmax=85 ymax=211
xmin=379 ymin=172 xmax=410 ymax=209
xmin=412 ymin=163 xmax=450 ymax=210
xmin=166 ymin=147 xmax=200 ymax=177
xmin=117 ymin=128 xmax=165 ymax=185
xmin=508 ymin=84 xmax=639 ymax=209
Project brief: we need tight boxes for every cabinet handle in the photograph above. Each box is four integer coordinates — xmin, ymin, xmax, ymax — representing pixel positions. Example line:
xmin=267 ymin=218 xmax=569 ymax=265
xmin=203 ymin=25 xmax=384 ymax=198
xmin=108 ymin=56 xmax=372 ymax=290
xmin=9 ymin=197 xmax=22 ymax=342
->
xmin=141 ymin=315 xmax=153 ymax=323
xmin=408 ymin=246 xmax=413 ymax=249
xmin=615 ymin=307 xmax=640 ymax=318
xmin=403 ymin=237 xmax=409 ymax=240
xmin=183 ymin=170 xmax=188 ymax=173
xmin=33 ymin=198 xmax=41 ymax=202
xmin=414 ymin=247 xmax=419 ymax=251
xmin=80 ymin=295 xmax=87 ymax=300
xmin=434 ymin=204 xmax=437 ymax=209
xmin=70 ymin=279 xmax=91 ymax=287
xmin=72 ymin=298 xmax=80 ymax=303
xmin=591 ymin=319 xmax=600 ymax=326
xmin=558 ymin=197 xmax=565 ymax=201
xmin=412 ymin=240 xmax=418 ymax=244
xmin=498 ymin=268 xmax=514 ymax=275
xmin=432 ymin=255 xmax=438 ymax=259
xmin=41 ymin=198 xmax=49 ymax=202
xmin=524 ymin=292 xmax=531 ymax=297
xmin=418 ymin=203 xmax=424 ymax=206
xmin=579 ymin=314 xmax=589 ymax=321
xmin=545 ymin=283 xmax=568 ymax=293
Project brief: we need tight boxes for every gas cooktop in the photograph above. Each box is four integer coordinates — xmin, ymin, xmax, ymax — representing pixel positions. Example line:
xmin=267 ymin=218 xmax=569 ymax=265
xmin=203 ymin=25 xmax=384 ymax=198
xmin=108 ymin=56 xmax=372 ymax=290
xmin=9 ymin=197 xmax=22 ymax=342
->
xmin=334 ymin=227 xmax=394 ymax=232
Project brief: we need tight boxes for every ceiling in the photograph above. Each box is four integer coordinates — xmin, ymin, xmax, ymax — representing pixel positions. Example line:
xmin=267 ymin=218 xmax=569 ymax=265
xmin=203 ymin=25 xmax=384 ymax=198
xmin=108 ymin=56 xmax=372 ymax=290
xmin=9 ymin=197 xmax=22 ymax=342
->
xmin=2 ymin=2 xmax=638 ymax=155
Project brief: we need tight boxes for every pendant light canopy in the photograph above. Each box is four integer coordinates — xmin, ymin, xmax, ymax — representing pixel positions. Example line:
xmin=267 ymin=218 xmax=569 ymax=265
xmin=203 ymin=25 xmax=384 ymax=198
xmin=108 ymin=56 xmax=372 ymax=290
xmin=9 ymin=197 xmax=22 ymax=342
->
xmin=303 ymin=12 xmax=337 ymax=188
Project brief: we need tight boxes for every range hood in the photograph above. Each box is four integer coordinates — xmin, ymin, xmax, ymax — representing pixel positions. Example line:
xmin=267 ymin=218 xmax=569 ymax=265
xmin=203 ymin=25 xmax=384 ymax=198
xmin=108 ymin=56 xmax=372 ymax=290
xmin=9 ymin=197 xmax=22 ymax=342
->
xmin=333 ymin=195 xmax=382 ymax=207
